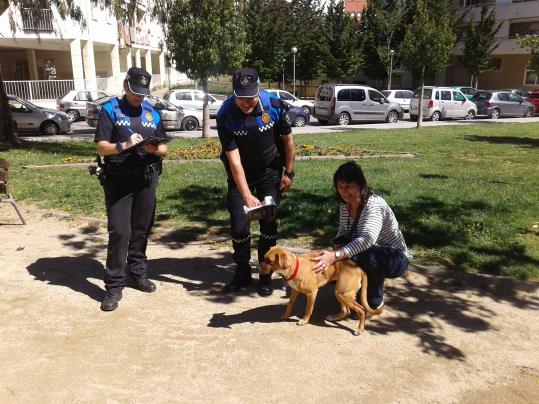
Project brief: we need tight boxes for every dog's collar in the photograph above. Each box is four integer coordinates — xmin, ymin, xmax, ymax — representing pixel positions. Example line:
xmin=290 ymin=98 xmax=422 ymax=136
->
xmin=285 ymin=256 xmax=300 ymax=283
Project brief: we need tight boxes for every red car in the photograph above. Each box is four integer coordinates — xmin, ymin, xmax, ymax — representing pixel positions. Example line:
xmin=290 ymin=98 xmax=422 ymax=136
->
xmin=526 ymin=90 xmax=539 ymax=115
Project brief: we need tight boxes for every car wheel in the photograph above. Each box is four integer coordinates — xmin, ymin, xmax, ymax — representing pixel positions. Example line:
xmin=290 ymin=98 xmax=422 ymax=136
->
xmin=489 ymin=108 xmax=500 ymax=119
xmin=293 ymin=115 xmax=306 ymax=127
xmin=431 ymin=111 xmax=441 ymax=121
xmin=66 ymin=110 xmax=80 ymax=122
xmin=337 ymin=112 xmax=351 ymax=126
xmin=386 ymin=110 xmax=399 ymax=123
xmin=40 ymin=121 xmax=59 ymax=136
xmin=465 ymin=110 xmax=475 ymax=120
xmin=302 ymin=106 xmax=311 ymax=114
xmin=523 ymin=107 xmax=534 ymax=118
xmin=181 ymin=116 xmax=199 ymax=131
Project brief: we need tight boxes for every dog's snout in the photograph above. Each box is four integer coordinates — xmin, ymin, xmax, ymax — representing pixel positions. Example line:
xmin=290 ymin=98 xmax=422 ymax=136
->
xmin=259 ymin=259 xmax=272 ymax=275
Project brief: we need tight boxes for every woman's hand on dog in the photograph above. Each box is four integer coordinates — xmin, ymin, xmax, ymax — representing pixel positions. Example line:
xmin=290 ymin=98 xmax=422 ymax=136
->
xmin=311 ymin=251 xmax=336 ymax=273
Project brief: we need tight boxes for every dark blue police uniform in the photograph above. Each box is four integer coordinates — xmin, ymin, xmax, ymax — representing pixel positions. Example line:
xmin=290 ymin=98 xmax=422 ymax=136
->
xmin=94 ymin=96 xmax=168 ymax=292
xmin=217 ymin=89 xmax=292 ymax=289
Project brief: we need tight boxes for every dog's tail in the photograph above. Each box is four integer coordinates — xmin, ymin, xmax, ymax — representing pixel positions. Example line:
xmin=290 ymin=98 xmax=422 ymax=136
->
xmin=358 ymin=272 xmax=384 ymax=315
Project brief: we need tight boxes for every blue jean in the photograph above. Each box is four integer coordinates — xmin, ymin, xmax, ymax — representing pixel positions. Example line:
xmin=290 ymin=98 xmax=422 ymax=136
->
xmin=352 ymin=246 xmax=409 ymax=307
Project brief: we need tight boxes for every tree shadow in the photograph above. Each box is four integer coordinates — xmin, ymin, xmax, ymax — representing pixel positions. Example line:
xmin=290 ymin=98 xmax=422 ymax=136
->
xmin=464 ymin=134 xmax=539 ymax=148
xmin=13 ymin=140 xmax=95 ymax=158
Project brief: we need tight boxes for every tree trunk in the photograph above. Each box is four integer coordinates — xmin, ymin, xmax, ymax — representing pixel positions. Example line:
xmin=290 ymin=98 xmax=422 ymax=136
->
xmin=201 ymin=76 xmax=210 ymax=139
xmin=0 ymin=71 xmax=21 ymax=150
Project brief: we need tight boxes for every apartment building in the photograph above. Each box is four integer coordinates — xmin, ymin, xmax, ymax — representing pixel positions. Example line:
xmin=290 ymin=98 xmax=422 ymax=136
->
xmin=0 ymin=0 xmax=188 ymax=102
xmin=344 ymin=0 xmax=368 ymax=17
xmin=448 ymin=0 xmax=539 ymax=89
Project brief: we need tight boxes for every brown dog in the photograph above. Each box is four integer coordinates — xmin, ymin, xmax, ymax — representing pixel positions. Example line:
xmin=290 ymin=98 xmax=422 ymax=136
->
xmin=260 ymin=246 xmax=383 ymax=335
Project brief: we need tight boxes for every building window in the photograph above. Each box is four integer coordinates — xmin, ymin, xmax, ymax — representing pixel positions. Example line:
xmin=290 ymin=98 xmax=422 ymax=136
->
xmin=460 ymin=0 xmax=495 ymax=7
xmin=524 ymin=68 xmax=538 ymax=85
xmin=509 ymin=21 xmax=539 ymax=37
xmin=490 ymin=58 xmax=502 ymax=71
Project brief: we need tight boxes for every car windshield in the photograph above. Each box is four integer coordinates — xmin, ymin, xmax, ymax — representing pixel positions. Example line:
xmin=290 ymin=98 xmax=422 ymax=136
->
xmin=381 ymin=91 xmax=391 ymax=97
xmin=17 ymin=97 xmax=39 ymax=109
xmin=413 ymin=88 xmax=432 ymax=99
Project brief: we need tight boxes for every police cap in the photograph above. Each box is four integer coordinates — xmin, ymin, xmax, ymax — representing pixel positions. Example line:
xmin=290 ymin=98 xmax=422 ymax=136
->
xmin=126 ymin=67 xmax=151 ymax=96
xmin=232 ymin=67 xmax=260 ymax=98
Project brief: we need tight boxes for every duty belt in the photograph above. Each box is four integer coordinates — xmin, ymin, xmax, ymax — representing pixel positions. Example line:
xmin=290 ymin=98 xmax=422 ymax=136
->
xmin=105 ymin=161 xmax=161 ymax=176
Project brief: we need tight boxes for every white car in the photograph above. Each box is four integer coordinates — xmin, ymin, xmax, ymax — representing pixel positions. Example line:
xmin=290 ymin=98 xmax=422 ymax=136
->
xmin=409 ymin=86 xmax=477 ymax=121
xmin=265 ymin=89 xmax=314 ymax=114
xmin=381 ymin=89 xmax=414 ymax=112
xmin=163 ymin=89 xmax=223 ymax=117
xmin=56 ymin=89 xmax=110 ymax=122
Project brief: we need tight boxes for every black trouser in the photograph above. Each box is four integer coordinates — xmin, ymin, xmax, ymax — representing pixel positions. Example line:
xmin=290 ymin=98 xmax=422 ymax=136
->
xmin=102 ymin=170 xmax=159 ymax=290
xmin=353 ymin=246 xmax=409 ymax=307
xmin=227 ymin=167 xmax=281 ymax=271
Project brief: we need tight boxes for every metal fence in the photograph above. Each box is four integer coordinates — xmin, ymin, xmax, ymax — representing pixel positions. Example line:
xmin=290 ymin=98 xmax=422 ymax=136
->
xmin=3 ymin=80 xmax=75 ymax=100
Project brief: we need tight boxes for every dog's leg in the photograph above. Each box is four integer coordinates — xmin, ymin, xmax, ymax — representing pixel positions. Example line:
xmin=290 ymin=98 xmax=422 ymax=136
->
xmin=326 ymin=292 xmax=349 ymax=321
xmin=298 ymin=290 xmax=318 ymax=326
xmin=339 ymin=292 xmax=366 ymax=336
xmin=282 ymin=288 xmax=299 ymax=320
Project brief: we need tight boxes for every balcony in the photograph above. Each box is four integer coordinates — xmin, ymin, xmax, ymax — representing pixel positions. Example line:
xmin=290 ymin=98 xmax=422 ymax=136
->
xmin=21 ymin=8 xmax=54 ymax=32
xmin=129 ymin=27 xmax=150 ymax=47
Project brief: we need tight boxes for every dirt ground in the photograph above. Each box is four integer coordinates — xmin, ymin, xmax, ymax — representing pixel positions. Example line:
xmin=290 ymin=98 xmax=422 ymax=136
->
xmin=0 ymin=205 xmax=538 ymax=403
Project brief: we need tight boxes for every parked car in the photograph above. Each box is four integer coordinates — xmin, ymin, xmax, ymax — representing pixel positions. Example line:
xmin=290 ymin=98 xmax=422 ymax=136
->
xmin=502 ymin=89 xmax=531 ymax=98
xmin=381 ymin=89 xmax=414 ymax=112
xmin=526 ymin=90 xmax=539 ymax=114
xmin=86 ymin=96 xmax=202 ymax=131
xmin=287 ymin=106 xmax=310 ymax=127
xmin=163 ymin=89 xmax=223 ymax=117
xmin=265 ymin=89 xmax=314 ymax=113
xmin=472 ymin=90 xmax=535 ymax=119
xmin=452 ymin=86 xmax=477 ymax=100
xmin=56 ymin=89 xmax=110 ymax=122
xmin=313 ymin=84 xmax=403 ymax=125
xmin=8 ymin=95 xmax=71 ymax=135
xmin=409 ymin=86 xmax=477 ymax=121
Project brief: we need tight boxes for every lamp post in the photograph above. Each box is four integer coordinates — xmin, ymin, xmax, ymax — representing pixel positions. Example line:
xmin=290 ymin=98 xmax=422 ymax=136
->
xmin=291 ymin=46 xmax=297 ymax=96
xmin=282 ymin=58 xmax=286 ymax=90
xmin=388 ymin=49 xmax=395 ymax=91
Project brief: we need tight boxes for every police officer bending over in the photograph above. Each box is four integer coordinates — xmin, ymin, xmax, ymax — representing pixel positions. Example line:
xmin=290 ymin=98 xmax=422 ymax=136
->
xmin=217 ymin=68 xmax=296 ymax=296
xmin=94 ymin=67 xmax=169 ymax=311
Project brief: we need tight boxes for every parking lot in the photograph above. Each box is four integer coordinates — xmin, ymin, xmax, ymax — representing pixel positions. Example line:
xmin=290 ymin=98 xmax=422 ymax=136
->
xmin=19 ymin=114 xmax=539 ymax=142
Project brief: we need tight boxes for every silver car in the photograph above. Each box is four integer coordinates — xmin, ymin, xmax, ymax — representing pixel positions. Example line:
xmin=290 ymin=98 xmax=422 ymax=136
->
xmin=8 ymin=95 xmax=71 ymax=135
xmin=163 ymin=89 xmax=223 ymax=117
xmin=314 ymin=84 xmax=404 ymax=125
xmin=56 ymin=89 xmax=110 ymax=122
xmin=472 ymin=91 xmax=535 ymax=119
xmin=86 ymin=96 xmax=202 ymax=131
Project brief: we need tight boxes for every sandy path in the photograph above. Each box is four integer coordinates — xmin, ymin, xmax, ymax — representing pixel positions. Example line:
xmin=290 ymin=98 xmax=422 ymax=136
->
xmin=0 ymin=206 xmax=538 ymax=403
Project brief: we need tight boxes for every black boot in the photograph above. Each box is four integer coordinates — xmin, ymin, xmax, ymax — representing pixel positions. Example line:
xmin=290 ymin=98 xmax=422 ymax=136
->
xmin=257 ymin=274 xmax=273 ymax=297
xmin=128 ymin=276 xmax=156 ymax=293
xmin=222 ymin=265 xmax=252 ymax=294
xmin=101 ymin=288 xmax=123 ymax=311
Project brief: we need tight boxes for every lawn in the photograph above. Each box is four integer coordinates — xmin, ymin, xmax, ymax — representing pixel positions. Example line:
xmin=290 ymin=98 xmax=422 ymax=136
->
xmin=2 ymin=122 xmax=538 ymax=279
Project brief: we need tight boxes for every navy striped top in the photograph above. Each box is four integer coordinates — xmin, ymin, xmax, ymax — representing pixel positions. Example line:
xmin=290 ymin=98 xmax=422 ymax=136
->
xmin=336 ymin=194 xmax=412 ymax=259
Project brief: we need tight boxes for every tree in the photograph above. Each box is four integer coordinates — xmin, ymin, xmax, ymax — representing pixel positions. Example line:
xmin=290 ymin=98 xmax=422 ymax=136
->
xmin=400 ymin=0 xmax=456 ymax=127
xmin=0 ymin=0 xmax=144 ymax=149
xmin=162 ymin=0 xmax=248 ymax=138
xmin=458 ymin=5 xmax=502 ymax=89
xmin=242 ymin=0 xmax=293 ymax=84
xmin=323 ymin=0 xmax=362 ymax=82
xmin=359 ymin=0 xmax=404 ymax=85
xmin=516 ymin=34 xmax=539 ymax=78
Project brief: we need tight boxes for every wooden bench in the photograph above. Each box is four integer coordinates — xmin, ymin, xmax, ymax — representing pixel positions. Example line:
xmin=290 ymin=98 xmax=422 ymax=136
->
xmin=0 ymin=158 xmax=26 ymax=225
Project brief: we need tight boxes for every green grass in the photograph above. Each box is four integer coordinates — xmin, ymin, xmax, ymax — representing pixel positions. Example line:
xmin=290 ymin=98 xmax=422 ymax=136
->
xmin=2 ymin=123 xmax=538 ymax=279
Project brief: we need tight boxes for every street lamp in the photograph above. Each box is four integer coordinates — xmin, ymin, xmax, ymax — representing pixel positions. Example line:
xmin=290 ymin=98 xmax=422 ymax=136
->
xmin=291 ymin=46 xmax=297 ymax=96
xmin=388 ymin=49 xmax=395 ymax=91
xmin=282 ymin=58 xmax=286 ymax=90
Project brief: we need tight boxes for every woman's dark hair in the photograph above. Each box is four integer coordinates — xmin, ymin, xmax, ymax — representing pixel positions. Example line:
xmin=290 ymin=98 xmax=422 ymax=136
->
xmin=333 ymin=161 xmax=373 ymax=206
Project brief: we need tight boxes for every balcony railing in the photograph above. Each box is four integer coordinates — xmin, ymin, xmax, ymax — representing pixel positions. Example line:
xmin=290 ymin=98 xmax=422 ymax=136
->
xmin=21 ymin=8 xmax=54 ymax=32
xmin=129 ymin=27 xmax=150 ymax=46
xmin=3 ymin=80 xmax=74 ymax=100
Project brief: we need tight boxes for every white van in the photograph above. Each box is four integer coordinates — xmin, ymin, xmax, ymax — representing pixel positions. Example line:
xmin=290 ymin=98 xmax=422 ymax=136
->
xmin=409 ymin=87 xmax=477 ymax=121
xmin=313 ymin=84 xmax=403 ymax=125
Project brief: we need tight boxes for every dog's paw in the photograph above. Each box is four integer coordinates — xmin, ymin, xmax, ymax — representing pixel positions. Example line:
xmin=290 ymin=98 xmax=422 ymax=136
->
xmin=326 ymin=314 xmax=345 ymax=322
xmin=353 ymin=330 xmax=363 ymax=336
xmin=297 ymin=319 xmax=308 ymax=326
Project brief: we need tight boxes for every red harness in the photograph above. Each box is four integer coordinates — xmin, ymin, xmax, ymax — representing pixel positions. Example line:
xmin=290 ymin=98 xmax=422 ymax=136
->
xmin=285 ymin=257 xmax=300 ymax=283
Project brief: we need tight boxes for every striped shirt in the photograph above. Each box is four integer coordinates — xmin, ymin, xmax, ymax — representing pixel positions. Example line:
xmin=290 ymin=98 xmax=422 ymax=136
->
xmin=336 ymin=194 xmax=412 ymax=259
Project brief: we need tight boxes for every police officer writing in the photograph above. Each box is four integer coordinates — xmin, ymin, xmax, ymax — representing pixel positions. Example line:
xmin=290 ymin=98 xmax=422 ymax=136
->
xmin=94 ymin=67 xmax=169 ymax=311
xmin=217 ymin=68 xmax=296 ymax=296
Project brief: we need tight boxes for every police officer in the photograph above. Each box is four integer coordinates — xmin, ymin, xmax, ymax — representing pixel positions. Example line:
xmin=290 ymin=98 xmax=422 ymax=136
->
xmin=217 ymin=67 xmax=296 ymax=296
xmin=95 ymin=67 xmax=169 ymax=311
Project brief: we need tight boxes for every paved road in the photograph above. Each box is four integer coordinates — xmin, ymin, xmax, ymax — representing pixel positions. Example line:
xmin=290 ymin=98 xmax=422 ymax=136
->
xmin=20 ymin=114 xmax=539 ymax=142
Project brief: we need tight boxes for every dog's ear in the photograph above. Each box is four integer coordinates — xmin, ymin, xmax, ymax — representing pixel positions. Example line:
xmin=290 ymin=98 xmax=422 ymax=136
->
xmin=278 ymin=251 xmax=289 ymax=268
